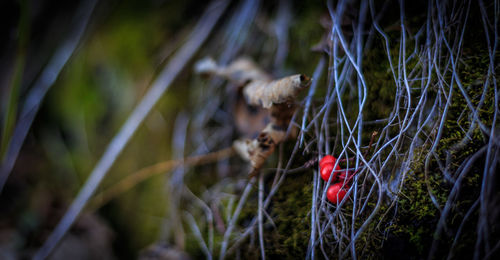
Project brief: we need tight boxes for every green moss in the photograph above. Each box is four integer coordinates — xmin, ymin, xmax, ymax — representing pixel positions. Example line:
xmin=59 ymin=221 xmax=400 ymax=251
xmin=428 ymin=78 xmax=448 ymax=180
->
xmin=363 ymin=39 xmax=398 ymax=120
xmin=391 ymin=156 xmax=447 ymax=255
xmin=374 ymin=43 xmax=495 ymax=259
xmin=265 ymin=173 xmax=312 ymax=258
xmin=325 ymin=6 xmax=496 ymax=259
xmin=231 ymin=166 xmax=312 ymax=259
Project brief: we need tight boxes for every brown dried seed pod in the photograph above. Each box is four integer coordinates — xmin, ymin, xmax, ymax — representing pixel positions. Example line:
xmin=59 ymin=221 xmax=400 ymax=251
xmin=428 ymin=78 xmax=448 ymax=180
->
xmin=195 ymin=57 xmax=271 ymax=85
xmin=243 ymin=74 xmax=311 ymax=108
xmin=195 ymin=57 xmax=311 ymax=176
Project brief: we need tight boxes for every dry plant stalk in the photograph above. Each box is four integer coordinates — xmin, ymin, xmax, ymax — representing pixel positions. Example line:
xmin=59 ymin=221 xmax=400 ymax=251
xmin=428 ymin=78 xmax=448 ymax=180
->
xmin=89 ymin=147 xmax=235 ymax=210
xmin=195 ymin=57 xmax=311 ymax=176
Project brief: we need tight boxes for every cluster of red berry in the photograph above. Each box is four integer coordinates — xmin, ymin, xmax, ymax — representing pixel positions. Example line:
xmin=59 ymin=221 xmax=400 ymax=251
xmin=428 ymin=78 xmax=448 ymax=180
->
xmin=319 ymin=155 xmax=352 ymax=204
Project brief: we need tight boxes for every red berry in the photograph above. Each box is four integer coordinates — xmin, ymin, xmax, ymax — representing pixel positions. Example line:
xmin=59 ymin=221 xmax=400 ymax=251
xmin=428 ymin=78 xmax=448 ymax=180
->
xmin=320 ymin=163 xmax=341 ymax=182
xmin=337 ymin=170 xmax=349 ymax=182
xmin=327 ymin=183 xmax=349 ymax=204
xmin=319 ymin=155 xmax=337 ymax=169
xmin=338 ymin=169 xmax=359 ymax=182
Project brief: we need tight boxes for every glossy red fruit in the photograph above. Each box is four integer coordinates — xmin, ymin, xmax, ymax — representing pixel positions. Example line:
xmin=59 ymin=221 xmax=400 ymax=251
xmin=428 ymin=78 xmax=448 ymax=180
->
xmin=320 ymin=163 xmax=341 ymax=182
xmin=337 ymin=170 xmax=349 ymax=182
xmin=327 ymin=183 xmax=349 ymax=204
xmin=338 ymin=169 xmax=359 ymax=182
xmin=319 ymin=155 xmax=337 ymax=169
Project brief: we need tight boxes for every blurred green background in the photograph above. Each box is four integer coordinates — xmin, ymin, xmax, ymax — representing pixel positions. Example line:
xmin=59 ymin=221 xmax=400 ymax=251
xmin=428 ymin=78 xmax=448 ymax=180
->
xmin=0 ymin=0 xmax=325 ymax=258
